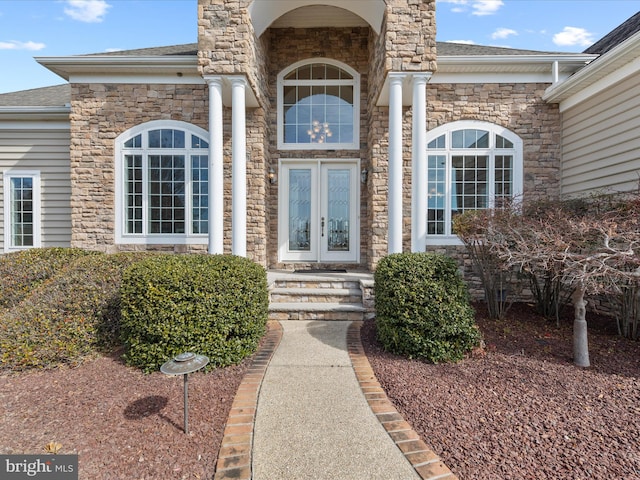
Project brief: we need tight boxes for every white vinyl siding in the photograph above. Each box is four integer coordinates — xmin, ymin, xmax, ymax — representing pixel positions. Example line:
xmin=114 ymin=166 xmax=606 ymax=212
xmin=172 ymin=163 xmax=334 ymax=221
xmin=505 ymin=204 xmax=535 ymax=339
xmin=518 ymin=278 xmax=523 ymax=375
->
xmin=0 ymin=128 xmax=71 ymax=252
xmin=561 ymin=74 xmax=640 ymax=198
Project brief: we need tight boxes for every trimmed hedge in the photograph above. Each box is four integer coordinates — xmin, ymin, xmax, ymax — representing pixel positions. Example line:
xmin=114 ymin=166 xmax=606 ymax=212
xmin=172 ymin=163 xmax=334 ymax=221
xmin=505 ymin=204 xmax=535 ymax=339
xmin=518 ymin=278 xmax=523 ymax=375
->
xmin=0 ymin=251 xmax=149 ymax=372
xmin=375 ymin=252 xmax=481 ymax=363
xmin=0 ymin=247 xmax=97 ymax=309
xmin=120 ymin=254 xmax=268 ymax=373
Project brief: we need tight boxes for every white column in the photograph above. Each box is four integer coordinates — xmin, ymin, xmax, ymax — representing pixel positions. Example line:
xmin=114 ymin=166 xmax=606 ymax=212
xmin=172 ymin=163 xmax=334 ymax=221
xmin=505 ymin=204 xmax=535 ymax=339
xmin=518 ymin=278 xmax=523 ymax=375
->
xmin=205 ymin=76 xmax=224 ymax=255
xmin=411 ymin=73 xmax=430 ymax=253
xmin=231 ymin=77 xmax=247 ymax=257
xmin=388 ymin=73 xmax=405 ymax=254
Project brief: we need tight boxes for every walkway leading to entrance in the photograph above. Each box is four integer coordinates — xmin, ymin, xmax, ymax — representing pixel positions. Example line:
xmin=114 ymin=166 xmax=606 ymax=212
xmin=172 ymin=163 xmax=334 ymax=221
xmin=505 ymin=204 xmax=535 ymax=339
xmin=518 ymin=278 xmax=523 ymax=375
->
xmin=253 ymin=321 xmax=418 ymax=479
xmin=213 ymin=321 xmax=458 ymax=480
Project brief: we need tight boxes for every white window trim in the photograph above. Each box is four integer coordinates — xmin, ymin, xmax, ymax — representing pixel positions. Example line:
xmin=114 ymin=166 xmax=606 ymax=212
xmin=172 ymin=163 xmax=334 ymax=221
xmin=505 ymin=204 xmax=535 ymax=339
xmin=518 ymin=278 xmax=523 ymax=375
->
xmin=3 ymin=170 xmax=41 ymax=253
xmin=277 ymin=58 xmax=361 ymax=151
xmin=114 ymin=120 xmax=210 ymax=245
xmin=425 ymin=120 xmax=523 ymax=246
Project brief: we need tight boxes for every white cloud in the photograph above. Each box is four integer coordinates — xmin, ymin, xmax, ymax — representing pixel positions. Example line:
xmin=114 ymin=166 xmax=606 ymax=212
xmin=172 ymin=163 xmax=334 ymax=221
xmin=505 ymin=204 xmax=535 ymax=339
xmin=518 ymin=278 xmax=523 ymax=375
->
xmin=472 ymin=0 xmax=503 ymax=16
xmin=446 ymin=39 xmax=477 ymax=45
xmin=105 ymin=48 xmax=123 ymax=52
xmin=491 ymin=28 xmax=517 ymax=40
xmin=553 ymin=27 xmax=595 ymax=47
xmin=437 ymin=0 xmax=503 ymax=15
xmin=64 ymin=0 xmax=111 ymax=23
xmin=0 ymin=40 xmax=46 ymax=51
xmin=437 ymin=0 xmax=469 ymax=13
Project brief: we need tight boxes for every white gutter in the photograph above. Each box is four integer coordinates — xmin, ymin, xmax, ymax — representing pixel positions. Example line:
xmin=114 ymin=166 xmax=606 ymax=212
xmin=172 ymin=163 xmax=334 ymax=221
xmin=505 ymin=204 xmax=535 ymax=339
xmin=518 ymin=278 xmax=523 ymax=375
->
xmin=543 ymin=30 xmax=640 ymax=104
xmin=436 ymin=53 xmax=596 ymax=68
xmin=35 ymin=55 xmax=199 ymax=80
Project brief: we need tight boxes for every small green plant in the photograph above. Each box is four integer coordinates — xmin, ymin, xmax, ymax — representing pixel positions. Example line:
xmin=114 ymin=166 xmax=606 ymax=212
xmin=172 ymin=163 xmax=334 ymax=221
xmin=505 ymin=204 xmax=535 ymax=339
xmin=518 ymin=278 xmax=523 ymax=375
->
xmin=374 ymin=252 xmax=481 ymax=363
xmin=120 ymin=254 xmax=268 ymax=373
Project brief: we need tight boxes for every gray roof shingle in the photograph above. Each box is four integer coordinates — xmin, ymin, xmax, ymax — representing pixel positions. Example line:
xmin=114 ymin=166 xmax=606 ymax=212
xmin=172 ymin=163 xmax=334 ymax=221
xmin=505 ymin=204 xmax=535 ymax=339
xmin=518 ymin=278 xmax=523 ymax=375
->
xmin=87 ymin=43 xmax=198 ymax=56
xmin=0 ymin=40 xmax=586 ymax=107
xmin=436 ymin=42 xmax=564 ymax=56
xmin=0 ymin=84 xmax=70 ymax=107
xmin=584 ymin=11 xmax=640 ymax=54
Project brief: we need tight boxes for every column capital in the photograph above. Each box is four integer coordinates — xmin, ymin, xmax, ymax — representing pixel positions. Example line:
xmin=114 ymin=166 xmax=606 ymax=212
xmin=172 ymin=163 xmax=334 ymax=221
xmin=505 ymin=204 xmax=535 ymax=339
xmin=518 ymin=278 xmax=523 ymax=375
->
xmin=228 ymin=75 xmax=249 ymax=87
xmin=203 ymin=75 xmax=224 ymax=86
xmin=388 ymin=72 xmax=407 ymax=81
xmin=411 ymin=72 xmax=432 ymax=86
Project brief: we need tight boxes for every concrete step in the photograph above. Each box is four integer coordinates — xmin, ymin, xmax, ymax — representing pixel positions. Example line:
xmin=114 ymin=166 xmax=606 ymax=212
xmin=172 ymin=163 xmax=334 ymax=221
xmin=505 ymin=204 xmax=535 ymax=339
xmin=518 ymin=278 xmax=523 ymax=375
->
xmin=268 ymin=302 xmax=365 ymax=321
xmin=269 ymin=287 xmax=363 ymax=304
xmin=266 ymin=270 xmax=375 ymax=321
xmin=271 ymin=278 xmax=361 ymax=290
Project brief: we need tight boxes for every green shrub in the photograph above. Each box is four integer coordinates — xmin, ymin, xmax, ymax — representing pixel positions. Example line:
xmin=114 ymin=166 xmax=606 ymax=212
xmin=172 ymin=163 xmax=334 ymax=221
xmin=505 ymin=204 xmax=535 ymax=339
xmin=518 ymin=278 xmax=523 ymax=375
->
xmin=0 ymin=247 xmax=97 ymax=309
xmin=120 ymin=254 xmax=268 ymax=373
xmin=0 ymin=252 xmax=148 ymax=372
xmin=374 ymin=252 xmax=480 ymax=363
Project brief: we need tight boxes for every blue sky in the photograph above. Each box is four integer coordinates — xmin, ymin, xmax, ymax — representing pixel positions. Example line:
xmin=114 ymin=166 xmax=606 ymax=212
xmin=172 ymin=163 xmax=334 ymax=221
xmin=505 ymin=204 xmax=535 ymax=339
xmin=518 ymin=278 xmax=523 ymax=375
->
xmin=0 ymin=0 xmax=638 ymax=94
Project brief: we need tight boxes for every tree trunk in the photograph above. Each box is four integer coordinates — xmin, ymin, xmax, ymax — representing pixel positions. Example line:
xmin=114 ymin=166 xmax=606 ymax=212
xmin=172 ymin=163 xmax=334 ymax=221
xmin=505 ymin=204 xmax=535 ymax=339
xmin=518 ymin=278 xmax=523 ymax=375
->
xmin=572 ymin=286 xmax=590 ymax=367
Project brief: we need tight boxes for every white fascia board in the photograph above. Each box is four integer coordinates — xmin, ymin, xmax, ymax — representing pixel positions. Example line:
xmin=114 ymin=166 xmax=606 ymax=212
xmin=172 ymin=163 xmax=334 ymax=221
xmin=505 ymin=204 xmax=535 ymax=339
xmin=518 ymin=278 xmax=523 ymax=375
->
xmin=437 ymin=54 xmax=596 ymax=68
xmin=429 ymin=54 xmax=595 ymax=86
xmin=35 ymin=55 xmax=199 ymax=81
xmin=543 ymin=32 xmax=640 ymax=108
xmin=555 ymin=54 xmax=640 ymax=112
xmin=430 ymin=71 xmax=574 ymax=84
xmin=66 ymin=73 xmax=205 ymax=85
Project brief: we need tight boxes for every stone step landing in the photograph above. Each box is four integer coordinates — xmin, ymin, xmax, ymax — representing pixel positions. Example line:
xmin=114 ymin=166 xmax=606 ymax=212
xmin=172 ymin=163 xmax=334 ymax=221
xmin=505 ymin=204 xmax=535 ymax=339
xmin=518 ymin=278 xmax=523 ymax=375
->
xmin=268 ymin=271 xmax=374 ymax=321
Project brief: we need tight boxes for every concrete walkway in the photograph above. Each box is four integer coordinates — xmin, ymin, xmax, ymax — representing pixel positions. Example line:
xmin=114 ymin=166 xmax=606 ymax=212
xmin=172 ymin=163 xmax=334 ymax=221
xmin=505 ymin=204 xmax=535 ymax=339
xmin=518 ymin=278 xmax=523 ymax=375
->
xmin=213 ymin=320 xmax=457 ymax=480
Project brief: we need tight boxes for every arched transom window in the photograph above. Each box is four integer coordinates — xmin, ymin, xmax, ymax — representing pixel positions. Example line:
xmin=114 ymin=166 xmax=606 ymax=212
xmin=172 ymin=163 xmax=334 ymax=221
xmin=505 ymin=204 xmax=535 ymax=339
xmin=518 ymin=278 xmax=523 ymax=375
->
xmin=115 ymin=120 xmax=209 ymax=245
xmin=425 ymin=121 xmax=523 ymax=243
xmin=278 ymin=59 xmax=360 ymax=150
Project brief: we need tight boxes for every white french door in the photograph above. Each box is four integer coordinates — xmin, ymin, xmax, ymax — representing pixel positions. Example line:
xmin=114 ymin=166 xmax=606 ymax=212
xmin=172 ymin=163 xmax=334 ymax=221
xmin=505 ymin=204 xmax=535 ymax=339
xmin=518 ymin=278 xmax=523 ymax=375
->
xmin=279 ymin=160 xmax=359 ymax=263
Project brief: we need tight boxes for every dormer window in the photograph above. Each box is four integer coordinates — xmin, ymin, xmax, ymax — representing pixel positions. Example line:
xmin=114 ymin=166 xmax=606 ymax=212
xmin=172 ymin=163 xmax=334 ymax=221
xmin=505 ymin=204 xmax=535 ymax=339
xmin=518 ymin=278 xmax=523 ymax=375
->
xmin=277 ymin=59 xmax=360 ymax=150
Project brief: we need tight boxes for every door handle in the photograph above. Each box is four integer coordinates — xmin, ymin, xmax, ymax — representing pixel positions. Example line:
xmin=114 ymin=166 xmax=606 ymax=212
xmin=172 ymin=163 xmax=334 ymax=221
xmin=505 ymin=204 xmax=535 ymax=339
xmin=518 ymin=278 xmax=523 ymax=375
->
xmin=321 ymin=217 xmax=325 ymax=237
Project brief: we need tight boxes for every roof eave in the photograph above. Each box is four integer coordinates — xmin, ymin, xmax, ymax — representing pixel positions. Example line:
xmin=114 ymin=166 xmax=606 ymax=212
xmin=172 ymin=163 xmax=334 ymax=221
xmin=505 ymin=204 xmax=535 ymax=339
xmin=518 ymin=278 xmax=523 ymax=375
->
xmin=437 ymin=53 xmax=596 ymax=73
xmin=35 ymin=55 xmax=199 ymax=80
xmin=543 ymin=31 xmax=640 ymax=103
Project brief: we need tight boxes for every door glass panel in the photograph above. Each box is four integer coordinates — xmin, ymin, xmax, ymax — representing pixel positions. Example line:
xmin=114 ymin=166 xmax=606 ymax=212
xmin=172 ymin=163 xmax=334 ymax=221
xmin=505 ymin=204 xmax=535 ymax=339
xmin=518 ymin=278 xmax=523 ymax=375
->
xmin=327 ymin=169 xmax=350 ymax=251
xmin=289 ymin=169 xmax=311 ymax=251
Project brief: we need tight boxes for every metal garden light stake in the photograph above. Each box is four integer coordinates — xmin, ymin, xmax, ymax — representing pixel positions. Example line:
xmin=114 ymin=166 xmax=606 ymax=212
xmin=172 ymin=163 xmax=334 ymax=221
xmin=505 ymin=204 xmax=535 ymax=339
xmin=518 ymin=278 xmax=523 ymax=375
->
xmin=160 ymin=352 xmax=209 ymax=434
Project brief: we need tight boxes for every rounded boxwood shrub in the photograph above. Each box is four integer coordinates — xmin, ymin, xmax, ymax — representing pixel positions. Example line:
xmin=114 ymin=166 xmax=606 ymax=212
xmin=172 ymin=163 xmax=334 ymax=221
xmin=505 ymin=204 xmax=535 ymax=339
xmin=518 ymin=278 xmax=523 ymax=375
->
xmin=120 ymin=254 xmax=268 ymax=373
xmin=0 ymin=252 xmax=148 ymax=372
xmin=374 ymin=252 xmax=481 ymax=363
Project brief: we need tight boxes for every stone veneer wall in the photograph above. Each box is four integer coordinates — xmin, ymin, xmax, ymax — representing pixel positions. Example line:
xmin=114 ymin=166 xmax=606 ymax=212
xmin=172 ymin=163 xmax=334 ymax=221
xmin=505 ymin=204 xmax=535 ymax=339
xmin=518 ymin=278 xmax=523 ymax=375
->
xmin=197 ymin=0 xmax=271 ymax=266
xmin=197 ymin=0 xmax=269 ymax=105
xmin=426 ymin=83 xmax=563 ymax=203
xmin=366 ymin=0 xmax=437 ymax=270
xmin=69 ymin=83 xmax=210 ymax=253
xmin=265 ymin=27 xmax=372 ymax=270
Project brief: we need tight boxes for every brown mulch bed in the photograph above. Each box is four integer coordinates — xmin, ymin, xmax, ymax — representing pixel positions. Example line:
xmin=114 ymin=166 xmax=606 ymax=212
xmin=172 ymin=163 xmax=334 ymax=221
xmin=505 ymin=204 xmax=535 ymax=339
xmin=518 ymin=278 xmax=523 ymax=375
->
xmin=361 ymin=303 xmax=640 ymax=480
xmin=3 ymin=305 xmax=639 ymax=479
xmin=0 ymin=349 xmax=251 ymax=480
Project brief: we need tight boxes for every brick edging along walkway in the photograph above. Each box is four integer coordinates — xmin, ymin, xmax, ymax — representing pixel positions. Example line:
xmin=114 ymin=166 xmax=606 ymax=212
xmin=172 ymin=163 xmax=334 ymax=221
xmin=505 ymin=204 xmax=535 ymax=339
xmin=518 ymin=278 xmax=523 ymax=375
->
xmin=347 ymin=321 xmax=458 ymax=480
xmin=213 ymin=320 xmax=283 ymax=480
xmin=213 ymin=320 xmax=457 ymax=480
